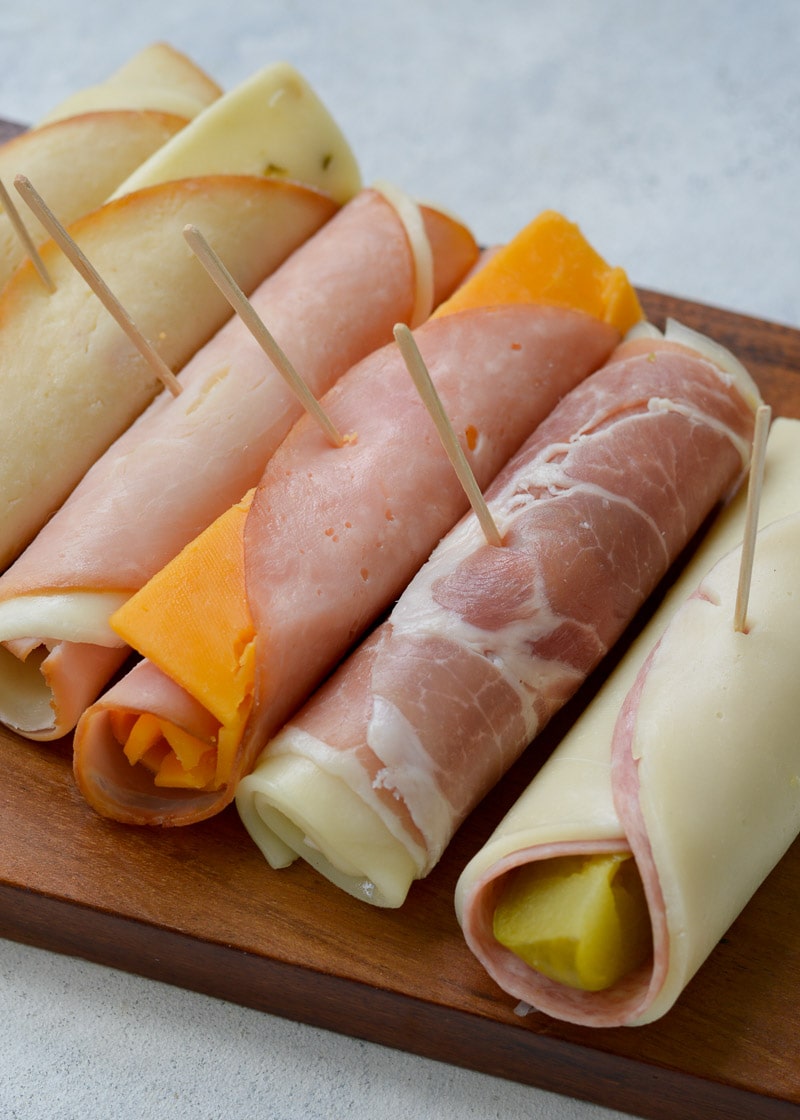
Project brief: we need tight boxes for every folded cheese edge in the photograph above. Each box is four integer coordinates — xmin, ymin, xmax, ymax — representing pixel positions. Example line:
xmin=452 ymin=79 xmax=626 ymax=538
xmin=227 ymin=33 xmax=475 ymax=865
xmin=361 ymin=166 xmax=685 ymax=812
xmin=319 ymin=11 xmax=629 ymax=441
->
xmin=234 ymin=322 xmax=758 ymax=907
xmin=0 ymin=590 xmax=128 ymax=734
xmin=0 ymin=187 xmax=478 ymax=742
xmin=454 ymin=416 xmax=800 ymax=1027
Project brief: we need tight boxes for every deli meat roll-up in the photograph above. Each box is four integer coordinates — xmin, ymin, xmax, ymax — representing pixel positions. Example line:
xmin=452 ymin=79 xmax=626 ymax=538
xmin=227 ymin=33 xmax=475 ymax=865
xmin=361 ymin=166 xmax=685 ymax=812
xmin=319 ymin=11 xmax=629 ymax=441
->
xmin=235 ymin=320 xmax=760 ymax=907
xmin=73 ymin=210 xmax=641 ymax=827
xmin=0 ymin=186 xmax=478 ymax=740
xmin=455 ymin=416 xmax=800 ymax=1028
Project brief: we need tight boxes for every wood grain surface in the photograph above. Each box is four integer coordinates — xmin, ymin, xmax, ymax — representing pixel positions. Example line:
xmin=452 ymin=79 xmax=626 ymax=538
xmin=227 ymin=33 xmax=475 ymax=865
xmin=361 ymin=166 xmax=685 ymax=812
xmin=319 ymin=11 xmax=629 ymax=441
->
xmin=0 ymin=123 xmax=798 ymax=1117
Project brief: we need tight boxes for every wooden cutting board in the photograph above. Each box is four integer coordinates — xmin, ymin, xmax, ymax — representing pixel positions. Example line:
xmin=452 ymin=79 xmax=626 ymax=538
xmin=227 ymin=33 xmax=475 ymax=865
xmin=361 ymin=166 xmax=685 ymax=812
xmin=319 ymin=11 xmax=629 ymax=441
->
xmin=0 ymin=119 xmax=799 ymax=1117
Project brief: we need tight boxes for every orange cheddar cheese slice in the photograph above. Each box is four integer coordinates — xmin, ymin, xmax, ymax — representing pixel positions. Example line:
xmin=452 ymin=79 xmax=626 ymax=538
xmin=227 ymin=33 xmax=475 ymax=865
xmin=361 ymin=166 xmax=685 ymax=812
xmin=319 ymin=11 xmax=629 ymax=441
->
xmin=434 ymin=210 xmax=642 ymax=335
xmin=110 ymin=490 xmax=255 ymax=790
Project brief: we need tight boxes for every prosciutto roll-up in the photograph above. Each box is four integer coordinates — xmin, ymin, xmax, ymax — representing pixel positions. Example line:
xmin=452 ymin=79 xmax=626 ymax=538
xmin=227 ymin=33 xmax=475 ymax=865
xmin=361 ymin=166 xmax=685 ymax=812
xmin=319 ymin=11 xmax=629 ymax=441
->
xmin=455 ymin=416 xmax=800 ymax=1027
xmin=235 ymin=321 xmax=759 ymax=905
xmin=74 ymin=210 xmax=641 ymax=826
xmin=0 ymin=187 xmax=477 ymax=740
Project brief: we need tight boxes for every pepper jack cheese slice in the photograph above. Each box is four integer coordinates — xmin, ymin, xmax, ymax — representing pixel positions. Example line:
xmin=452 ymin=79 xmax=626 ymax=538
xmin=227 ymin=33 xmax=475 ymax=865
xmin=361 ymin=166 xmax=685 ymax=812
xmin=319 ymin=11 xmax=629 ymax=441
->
xmin=455 ymin=416 xmax=800 ymax=1027
xmin=110 ymin=62 xmax=361 ymax=205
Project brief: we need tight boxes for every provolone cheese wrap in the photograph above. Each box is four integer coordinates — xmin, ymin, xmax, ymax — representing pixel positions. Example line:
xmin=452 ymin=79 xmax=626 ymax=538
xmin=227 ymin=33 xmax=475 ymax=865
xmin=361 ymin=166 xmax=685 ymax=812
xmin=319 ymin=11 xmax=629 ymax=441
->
xmin=0 ymin=43 xmax=221 ymax=291
xmin=235 ymin=323 xmax=759 ymax=906
xmin=455 ymin=416 xmax=800 ymax=1028
xmin=0 ymin=188 xmax=478 ymax=740
xmin=74 ymin=211 xmax=640 ymax=827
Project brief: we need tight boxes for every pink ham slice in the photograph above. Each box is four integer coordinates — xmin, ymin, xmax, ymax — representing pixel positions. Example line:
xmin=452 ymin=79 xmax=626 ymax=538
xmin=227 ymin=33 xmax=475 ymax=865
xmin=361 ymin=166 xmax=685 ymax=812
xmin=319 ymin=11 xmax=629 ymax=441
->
xmin=0 ymin=188 xmax=478 ymax=740
xmin=243 ymin=331 xmax=756 ymax=901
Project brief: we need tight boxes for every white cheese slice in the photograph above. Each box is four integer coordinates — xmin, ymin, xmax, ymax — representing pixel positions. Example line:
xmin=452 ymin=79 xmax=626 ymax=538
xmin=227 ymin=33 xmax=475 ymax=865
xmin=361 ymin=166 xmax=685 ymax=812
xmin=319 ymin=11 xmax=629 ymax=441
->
xmin=110 ymin=62 xmax=361 ymax=205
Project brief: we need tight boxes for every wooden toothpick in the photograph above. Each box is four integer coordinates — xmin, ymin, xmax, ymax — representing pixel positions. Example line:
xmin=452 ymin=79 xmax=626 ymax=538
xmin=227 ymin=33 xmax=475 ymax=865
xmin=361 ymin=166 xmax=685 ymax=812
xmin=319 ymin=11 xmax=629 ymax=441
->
xmin=183 ymin=223 xmax=345 ymax=449
xmin=393 ymin=322 xmax=503 ymax=548
xmin=14 ymin=174 xmax=182 ymax=398
xmin=0 ymin=176 xmax=54 ymax=291
xmin=733 ymin=403 xmax=772 ymax=633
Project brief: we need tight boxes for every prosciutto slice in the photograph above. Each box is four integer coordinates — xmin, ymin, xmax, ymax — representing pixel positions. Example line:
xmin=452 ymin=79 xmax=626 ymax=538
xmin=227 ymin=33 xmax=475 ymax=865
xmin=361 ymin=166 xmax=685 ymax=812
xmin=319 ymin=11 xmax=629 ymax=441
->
xmin=0 ymin=188 xmax=478 ymax=740
xmin=455 ymin=417 xmax=800 ymax=1027
xmin=236 ymin=322 xmax=759 ymax=907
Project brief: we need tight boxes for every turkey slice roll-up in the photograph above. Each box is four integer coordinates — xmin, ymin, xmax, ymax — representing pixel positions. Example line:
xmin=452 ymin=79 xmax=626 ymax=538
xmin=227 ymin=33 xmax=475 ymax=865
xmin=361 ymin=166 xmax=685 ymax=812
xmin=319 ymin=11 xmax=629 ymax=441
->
xmin=455 ymin=416 xmax=800 ymax=1027
xmin=74 ymin=210 xmax=641 ymax=826
xmin=0 ymin=187 xmax=477 ymax=740
xmin=236 ymin=321 xmax=759 ymax=907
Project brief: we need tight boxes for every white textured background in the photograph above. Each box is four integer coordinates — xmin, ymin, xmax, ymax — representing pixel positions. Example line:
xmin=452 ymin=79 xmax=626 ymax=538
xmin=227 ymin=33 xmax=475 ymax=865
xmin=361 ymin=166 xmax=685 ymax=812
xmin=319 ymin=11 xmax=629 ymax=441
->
xmin=1 ymin=3 xmax=798 ymax=1119
xmin=2 ymin=0 xmax=798 ymax=327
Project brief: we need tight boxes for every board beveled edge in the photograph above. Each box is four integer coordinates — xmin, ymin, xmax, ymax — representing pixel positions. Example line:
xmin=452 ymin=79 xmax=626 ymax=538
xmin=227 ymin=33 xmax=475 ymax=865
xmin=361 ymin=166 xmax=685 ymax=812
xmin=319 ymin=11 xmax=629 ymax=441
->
xmin=2 ymin=879 xmax=797 ymax=1120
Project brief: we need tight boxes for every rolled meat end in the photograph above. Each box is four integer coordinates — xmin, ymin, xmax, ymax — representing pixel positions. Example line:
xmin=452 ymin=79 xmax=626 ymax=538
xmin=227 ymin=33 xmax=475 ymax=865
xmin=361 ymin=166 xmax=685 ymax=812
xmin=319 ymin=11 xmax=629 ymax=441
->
xmin=74 ymin=210 xmax=641 ymax=826
xmin=0 ymin=187 xmax=478 ymax=741
xmin=455 ymin=416 xmax=800 ymax=1027
xmin=236 ymin=321 xmax=759 ymax=908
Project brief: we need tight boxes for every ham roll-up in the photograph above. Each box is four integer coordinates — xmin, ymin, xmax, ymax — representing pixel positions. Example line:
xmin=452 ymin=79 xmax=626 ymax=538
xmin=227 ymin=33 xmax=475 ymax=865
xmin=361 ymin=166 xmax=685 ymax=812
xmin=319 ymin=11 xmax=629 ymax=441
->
xmin=235 ymin=321 xmax=760 ymax=906
xmin=0 ymin=186 xmax=477 ymax=740
xmin=73 ymin=210 xmax=642 ymax=826
xmin=455 ymin=416 xmax=800 ymax=1027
